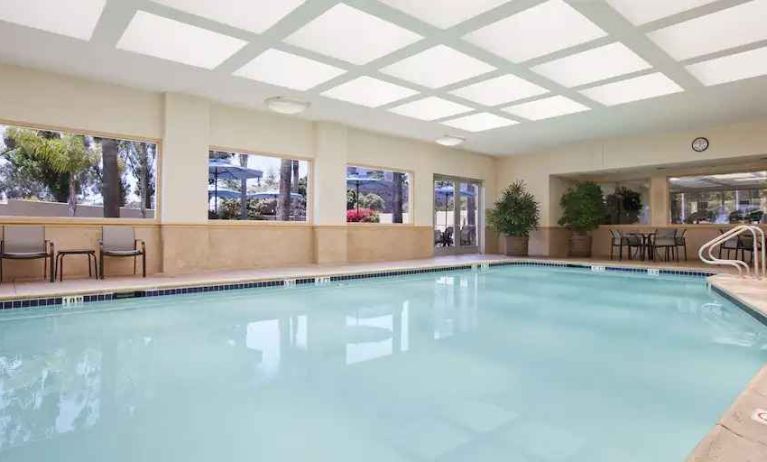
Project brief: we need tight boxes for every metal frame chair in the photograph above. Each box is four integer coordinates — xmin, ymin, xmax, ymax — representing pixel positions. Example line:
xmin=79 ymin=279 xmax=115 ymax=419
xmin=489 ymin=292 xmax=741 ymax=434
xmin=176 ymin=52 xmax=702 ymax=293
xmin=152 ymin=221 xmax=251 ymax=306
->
xmin=609 ymin=229 xmax=642 ymax=260
xmin=0 ymin=225 xmax=55 ymax=283
xmin=652 ymin=228 xmax=678 ymax=262
xmin=674 ymin=229 xmax=688 ymax=261
xmin=99 ymin=226 xmax=146 ymax=279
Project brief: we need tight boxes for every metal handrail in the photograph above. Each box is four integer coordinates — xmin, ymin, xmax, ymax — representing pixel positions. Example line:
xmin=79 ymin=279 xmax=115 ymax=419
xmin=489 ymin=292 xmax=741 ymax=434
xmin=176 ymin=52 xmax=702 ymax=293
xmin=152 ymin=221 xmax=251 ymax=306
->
xmin=698 ymin=225 xmax=765 ymax=279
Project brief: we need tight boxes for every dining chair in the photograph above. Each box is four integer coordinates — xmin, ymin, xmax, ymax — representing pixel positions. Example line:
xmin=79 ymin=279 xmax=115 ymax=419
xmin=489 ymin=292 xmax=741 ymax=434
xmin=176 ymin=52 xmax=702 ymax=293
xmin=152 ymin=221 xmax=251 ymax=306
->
xmin=717 ymin=229 xmax=739 ymax=260
xmin=652 ymin=228 xmax=678 ymax=262
xmin=609 ymin=230 xmax=642 ymax=261
xmin=0 ymin=225 xmax=55 ymax=282
xmin=674 ymin=229 xmax=688 ymax=261
xmin=99 ymin=226 xmax=146 ymax=279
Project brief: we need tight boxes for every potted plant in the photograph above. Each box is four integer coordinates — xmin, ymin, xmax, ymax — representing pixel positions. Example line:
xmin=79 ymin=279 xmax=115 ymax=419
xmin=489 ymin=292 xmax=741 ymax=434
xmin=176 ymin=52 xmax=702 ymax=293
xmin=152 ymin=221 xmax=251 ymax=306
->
xmin=558 ymin=181 xmax=605 ymax=258
xmin=488 ymin=181 xmax=540 ymax=256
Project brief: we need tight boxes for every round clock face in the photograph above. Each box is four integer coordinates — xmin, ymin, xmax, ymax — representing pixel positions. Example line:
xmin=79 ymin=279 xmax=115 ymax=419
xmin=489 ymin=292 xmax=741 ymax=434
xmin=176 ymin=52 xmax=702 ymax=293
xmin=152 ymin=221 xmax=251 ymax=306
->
xmin=692 ymin=137 xmax=709 ymax=152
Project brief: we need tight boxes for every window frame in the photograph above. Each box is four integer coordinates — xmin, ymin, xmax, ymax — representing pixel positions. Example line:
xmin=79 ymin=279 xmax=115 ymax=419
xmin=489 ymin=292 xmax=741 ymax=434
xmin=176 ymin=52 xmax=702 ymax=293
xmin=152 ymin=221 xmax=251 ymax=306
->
xmin=0 ymin=118 xmax=162 ymax=224
xmin=207 ymin=145 xmax=314 ymax=225
xmin=344 ymin=162 xmax=414 ymax=226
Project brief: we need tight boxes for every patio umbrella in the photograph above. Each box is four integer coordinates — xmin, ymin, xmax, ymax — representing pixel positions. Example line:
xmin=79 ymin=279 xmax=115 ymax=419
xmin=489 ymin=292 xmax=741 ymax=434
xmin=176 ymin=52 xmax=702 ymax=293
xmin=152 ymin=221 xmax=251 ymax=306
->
xmin=208 ymin=159 xmax=263 ymax=214
xmin=207 ymin=185 xmax=241 ymax=200
xmin=434 ymin=184 xmax=474 ymax=228
xmin=346 ymin=176 xmax=384 ymax=213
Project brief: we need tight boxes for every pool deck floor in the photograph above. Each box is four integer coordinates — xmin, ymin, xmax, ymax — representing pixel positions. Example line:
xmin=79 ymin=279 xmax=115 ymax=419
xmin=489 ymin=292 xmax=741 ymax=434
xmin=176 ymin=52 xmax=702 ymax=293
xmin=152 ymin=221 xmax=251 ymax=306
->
xmin=1 ymin=254 xmax=765 ymax=461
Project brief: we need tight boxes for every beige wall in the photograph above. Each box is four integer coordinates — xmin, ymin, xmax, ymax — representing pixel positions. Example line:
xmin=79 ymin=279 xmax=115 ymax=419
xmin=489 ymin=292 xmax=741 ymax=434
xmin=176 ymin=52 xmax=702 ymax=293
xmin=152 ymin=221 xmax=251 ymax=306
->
xmin=0 ymin=64 xmax=498 ymax=280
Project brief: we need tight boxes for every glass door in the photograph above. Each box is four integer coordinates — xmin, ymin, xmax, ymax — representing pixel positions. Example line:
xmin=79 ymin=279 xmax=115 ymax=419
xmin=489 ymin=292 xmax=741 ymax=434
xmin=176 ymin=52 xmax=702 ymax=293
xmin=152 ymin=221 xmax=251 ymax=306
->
xmin=434 ymin=176 xmax=482 ymax=255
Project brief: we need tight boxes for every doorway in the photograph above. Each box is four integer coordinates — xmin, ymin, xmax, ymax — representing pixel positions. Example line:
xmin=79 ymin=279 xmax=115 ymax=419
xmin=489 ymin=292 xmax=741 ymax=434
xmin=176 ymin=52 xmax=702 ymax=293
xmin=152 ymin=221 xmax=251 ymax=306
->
xmin=433 ymin=175 xmax=482 ymax=256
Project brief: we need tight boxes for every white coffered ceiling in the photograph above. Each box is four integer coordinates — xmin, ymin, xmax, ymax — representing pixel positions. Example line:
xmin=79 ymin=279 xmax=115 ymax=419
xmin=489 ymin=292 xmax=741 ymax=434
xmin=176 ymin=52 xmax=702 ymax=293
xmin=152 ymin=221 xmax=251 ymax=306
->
xmin=0 ymin=0 xmax=767 ymax=156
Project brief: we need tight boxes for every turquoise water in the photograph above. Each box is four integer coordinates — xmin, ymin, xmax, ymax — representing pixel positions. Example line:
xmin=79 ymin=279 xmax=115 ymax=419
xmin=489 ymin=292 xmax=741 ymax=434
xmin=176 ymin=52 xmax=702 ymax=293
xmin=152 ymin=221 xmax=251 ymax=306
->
xmin=1 ymin=266 xmax=765 ymax=461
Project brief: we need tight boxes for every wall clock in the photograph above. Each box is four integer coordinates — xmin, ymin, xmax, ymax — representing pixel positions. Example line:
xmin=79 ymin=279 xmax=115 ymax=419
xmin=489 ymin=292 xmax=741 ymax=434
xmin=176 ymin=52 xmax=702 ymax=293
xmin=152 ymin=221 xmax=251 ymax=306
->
xmin=692 ymin=137 xmax=709 ymax=152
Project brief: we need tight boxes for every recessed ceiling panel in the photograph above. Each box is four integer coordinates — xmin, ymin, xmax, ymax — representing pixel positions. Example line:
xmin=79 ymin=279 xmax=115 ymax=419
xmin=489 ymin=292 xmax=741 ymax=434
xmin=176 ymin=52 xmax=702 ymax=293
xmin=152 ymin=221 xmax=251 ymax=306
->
xmin=322 ymin=76 xmax=418 ymax=107
xmin=532 ymin=42 xmax=651 ymax=88
xmin=284 ymin=3 xmax=422 ymax=65
xmin=380 ymin=45 xmax=495 ymax=89
xmin=580 ymin=73 xmax=683 ymax=106
xmin=150 ymin=0 xmax=305 ymax=33
xmin=233 ymin=49 xmax=345 ymax=91
xmin=389 ymin=96 xmax=473 ymax=121
xmin=377 ymin=0 xmax=511 ymax=29
xmin=648 ymin=0 xmax=767 ymax=61
xmin=441 ymin=113 xmax=517 ymax=132
xmin=0 ymin=0 xmax=106 ymax=40
xmin=117 ymin=11 xmax=248 ymax=69
xmin=450 ymin=74 xmax=548 ymax=106
xmin=464 ymin=0 xmax=607 ymax=62
xmin=606 ymin=0 xmax=719 ymax=25
xmin=503 ymin=95 xmax=590 ymax=120
xmin=687 ymin=46 xmax=767 ymax=86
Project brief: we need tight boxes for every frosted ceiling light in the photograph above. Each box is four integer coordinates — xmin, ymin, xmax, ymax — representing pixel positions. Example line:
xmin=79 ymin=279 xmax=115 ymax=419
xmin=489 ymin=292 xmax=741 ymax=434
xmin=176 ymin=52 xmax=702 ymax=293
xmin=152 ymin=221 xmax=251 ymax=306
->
xmin=450 ymin=74 xmax=548 ymax=106
xmin=580 ymin=73 xmax=683 ymax=106
xmin=648 ymin=0 xmax=767 ymax=61
xmin=435 ymin=135 xmax=466 ymax=147
xmin=686 ymin=46 xmax=767 ymax=86
xmin=234 ymin=49 xmax=345 ymax=91
xmin=322 ymin=76 xmax=418 ymax=108
xmin=532 ymin=42 xmax=651 ymax=88
xmin=377 ymin=0 xmax=510 ymax=29
xmin=441 ymin=113 xmax=517 ymax=132
xmin=0 ymin=0 xmax=106 ymax=40
xmin=381 ymin=45 xmax=495 ymax=89
xmin=117 ymin=11 xmax=247 ymax=69
xmin=606 ymin=0 xmax=719 ymax=25
xmin=389 ymin=97 xmax=473 ymax=121
xmin=464 ymin=0 xmax=606 ymax=62
xmin=265 ymin=97 xmax=310 ymax=115
xmin=284 ymin=3 xmax=421 ymax=65
xmin=150 ymin=0 xmax=305 ymax=33
xmin=503 ymin=95 xmax=590 ymax=120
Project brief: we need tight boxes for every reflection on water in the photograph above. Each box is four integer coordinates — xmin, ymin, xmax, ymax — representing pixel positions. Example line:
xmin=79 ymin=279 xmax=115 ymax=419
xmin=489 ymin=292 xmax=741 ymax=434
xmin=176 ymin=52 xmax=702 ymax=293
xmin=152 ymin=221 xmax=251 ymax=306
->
xmin=0 ymin=269 xmax=765 ymax=461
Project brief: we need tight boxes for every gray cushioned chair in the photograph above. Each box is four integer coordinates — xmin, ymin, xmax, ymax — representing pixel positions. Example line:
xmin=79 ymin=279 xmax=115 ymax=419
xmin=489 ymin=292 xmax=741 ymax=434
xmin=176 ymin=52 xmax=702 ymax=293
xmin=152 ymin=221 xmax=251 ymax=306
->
xmin=0 ymin=225 xmax=55 ymax=283
xmin=99 ymin=226 xmax=146 ymax=279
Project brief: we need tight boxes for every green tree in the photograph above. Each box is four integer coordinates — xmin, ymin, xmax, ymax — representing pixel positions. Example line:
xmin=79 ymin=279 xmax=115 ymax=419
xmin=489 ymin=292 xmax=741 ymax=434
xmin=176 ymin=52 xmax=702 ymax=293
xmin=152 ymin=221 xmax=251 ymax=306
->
xmin=121 ymin=141 xmax=156 ymax=217
xmin=277 ymin=159 xmax=293 ymax=220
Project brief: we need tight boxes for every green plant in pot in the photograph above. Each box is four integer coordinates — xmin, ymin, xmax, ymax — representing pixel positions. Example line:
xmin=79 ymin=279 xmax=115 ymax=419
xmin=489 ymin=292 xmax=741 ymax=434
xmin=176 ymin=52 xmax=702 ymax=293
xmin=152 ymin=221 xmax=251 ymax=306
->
xmin=558 ymin=181 xmax=605 ymax=258
xmin=488 ymin=180 xmax=540 ymax=256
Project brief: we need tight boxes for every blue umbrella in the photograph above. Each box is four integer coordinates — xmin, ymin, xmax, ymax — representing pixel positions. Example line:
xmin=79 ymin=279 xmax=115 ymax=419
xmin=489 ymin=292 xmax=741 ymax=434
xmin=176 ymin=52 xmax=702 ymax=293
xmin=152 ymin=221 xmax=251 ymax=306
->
xmin=346 ymin=176 xmax=384 ymax=213
xmin=208 ymin=159 xmax=263 ymax=214
xmin=208 ymin=185 xmax=241 ymax=200
xmin=435 ymin=184 xmax=475 ymax=230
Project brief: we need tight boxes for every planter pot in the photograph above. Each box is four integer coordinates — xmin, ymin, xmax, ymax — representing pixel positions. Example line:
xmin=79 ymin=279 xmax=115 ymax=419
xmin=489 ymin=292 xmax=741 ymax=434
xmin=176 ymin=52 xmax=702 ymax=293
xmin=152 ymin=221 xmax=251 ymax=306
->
xmin=505 ymin=235 xmax=529 ymax=257
xmin=568 ymin=232 xmax=592 ymax=258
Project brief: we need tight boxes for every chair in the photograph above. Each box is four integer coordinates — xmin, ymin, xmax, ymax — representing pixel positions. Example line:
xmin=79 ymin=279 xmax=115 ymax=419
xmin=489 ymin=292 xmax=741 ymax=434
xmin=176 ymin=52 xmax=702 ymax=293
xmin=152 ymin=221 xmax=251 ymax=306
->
xmin=434 ymin=229 xmax=443 ymax=246
xmin=460 ymin=226 xmax=476 ymax=246
xmin=99 ymin=226 xmax=146 ymax=279
xmin=652 ymin=228 xmax=678 ymax=262
xmin=0 ymin=226 xmax=55 ymax=283
xmin=609 ymin=230 xmax=642 ymax=260
xmin=443 ymin=227 xmax=454 ymax=247
xmin=717 ymin=229 xmax=739 ymax=260
xmin=674 ymin=229 xmax=688 ymax=261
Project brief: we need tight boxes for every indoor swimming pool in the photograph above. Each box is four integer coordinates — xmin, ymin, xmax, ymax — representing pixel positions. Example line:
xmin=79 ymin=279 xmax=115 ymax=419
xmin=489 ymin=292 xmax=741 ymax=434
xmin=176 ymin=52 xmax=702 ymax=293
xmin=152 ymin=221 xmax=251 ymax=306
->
xmin=1 ymin=266 xmax=765 ymax=461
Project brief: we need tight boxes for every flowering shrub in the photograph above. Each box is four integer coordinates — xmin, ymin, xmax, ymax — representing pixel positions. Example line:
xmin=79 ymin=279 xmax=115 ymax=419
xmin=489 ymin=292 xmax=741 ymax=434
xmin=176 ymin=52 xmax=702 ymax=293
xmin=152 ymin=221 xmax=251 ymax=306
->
xmin=346 ymin=208 xmax=380 ymax=223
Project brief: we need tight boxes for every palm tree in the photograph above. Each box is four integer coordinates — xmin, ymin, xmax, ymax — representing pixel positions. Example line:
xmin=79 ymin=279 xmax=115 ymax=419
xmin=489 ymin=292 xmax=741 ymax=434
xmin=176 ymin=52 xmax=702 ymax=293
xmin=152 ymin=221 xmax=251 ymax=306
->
xmin=239 ymin=153 xmax=248 ymax=220
xmin=121 ymin=141 xmax=155 ymax=218
xmin=393 ymin=172 xmax=404 ymax=224
xmin=277 ymin=159 xmax=293 ymax=220
xmin=5 ymin=128 xmax=97 ymax=216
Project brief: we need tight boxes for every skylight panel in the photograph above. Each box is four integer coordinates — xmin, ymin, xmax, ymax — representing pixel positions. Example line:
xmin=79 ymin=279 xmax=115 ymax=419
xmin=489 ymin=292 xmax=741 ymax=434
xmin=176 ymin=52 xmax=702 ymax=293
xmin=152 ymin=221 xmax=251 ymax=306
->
xmin=686 ymin=46 xmax=767 ymax=86
xmin=322 ymin=76 xmax=418 ymax=108
xmin=464 ymin=0 xmax=607 ymax=62
xmin=441 ymin=113 xmax=518 ymax=132
xmin=117 ymin=11 xmax=247 ymax=69
xmin=503 ymin=96 xmax=590 ymax=120
xmin=532 ymin=43 xmax=651 ymax=88
xmin=580 ymin=73 xmax=683 ymax=106
xmin=233 ymin=49 xmax=345 ymax=91
xmin=284 ymin=3 xmax=422 ymax=65
xmin=606 ymin=0 xmax=719 ymax=25
xmin=380 ymin=45 xmax=495 ymax=89
xmin=450 ymin=74 xmax=548 ymax=106
xmin=388 ymin=97 xmax=473 ymax=121
xmin=0 ymin=0 xmax=106 ymax=40
xmin=150 ymin=0 xmax=305 ymax=33
xmin=648 ymin=0 xmax=767 ymax=61
xmin=377 ymin=0 xmax=511 ymax=29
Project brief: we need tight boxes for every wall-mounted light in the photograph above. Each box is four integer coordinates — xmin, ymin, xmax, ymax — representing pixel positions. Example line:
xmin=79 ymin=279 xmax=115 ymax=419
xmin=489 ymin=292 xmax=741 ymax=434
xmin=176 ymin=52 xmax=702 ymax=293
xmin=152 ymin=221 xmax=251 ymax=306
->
xmin=435 ymin=135 xmax=465 ymax=147
xmin=265 ymin=96 xmax=310 ymax=115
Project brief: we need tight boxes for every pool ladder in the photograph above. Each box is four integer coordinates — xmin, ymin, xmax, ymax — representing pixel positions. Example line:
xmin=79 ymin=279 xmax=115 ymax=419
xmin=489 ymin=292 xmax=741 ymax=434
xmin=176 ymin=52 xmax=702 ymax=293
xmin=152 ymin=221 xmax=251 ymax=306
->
xmin=698 ymin=225 xmax=765 ymax=279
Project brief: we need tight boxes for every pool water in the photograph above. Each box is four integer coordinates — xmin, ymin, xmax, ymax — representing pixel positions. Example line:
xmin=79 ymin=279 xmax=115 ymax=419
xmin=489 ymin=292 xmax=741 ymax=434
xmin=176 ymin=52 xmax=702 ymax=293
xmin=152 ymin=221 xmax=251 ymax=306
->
xmin=1 ymin=266 xmax=765 ymax=461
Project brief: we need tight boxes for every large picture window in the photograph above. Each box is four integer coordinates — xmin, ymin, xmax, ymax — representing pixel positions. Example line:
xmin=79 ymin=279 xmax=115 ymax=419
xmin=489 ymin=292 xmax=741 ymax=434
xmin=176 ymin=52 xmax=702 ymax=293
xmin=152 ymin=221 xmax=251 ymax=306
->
xmin=0 ymin=124 xmax=157 ymax=218
xmin=346 ymin=166 xmax=410 ymax=224
xmin=208 ymin=150 xmax=309 ymax=221
xmin=670 ymin=171 xmax=766 ymax=224
xmin=599 ymin=180 xmax=650 ymax=225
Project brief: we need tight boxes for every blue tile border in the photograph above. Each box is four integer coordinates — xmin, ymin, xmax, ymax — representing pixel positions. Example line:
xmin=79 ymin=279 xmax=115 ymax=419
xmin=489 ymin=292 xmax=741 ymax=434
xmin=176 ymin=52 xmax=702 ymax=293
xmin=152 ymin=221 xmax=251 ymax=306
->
xmin=0 ymin=260 xmax=716 ymax=311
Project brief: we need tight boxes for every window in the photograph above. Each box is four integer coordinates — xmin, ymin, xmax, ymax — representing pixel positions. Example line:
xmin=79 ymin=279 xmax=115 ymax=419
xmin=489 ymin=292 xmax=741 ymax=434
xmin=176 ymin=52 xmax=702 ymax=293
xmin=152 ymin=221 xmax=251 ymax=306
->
xmin=670 ymin=171 xmax=766 ymax=224
xmin=208 ymin=150 xmax=309 ymax=221
xmin=598 ymin=180 xmax=650 ymax=224
xmin=346 ymin=166 xmax=410 ymax=223
xmin=0 ymin=124 xmax=157 ymax=218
